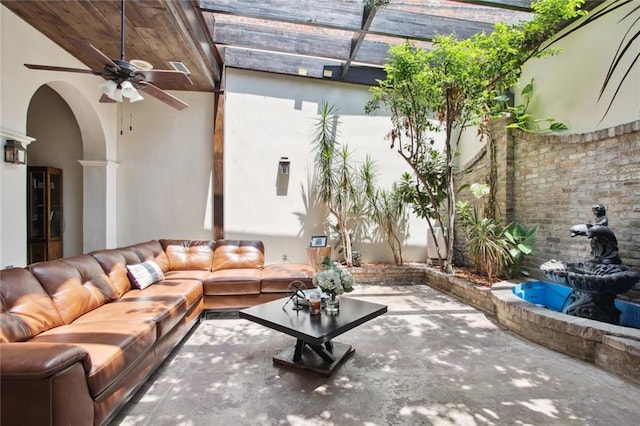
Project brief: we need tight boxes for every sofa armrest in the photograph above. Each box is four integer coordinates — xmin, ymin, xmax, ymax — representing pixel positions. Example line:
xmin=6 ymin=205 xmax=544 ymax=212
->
xmin=0 ymin=342 xmax=89 ymax=379
xmin=1 ymin=342 xmax=94 ymax=426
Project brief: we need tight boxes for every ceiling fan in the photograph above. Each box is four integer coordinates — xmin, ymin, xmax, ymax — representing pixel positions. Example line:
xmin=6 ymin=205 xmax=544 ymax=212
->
xmin=24 ymin=0 xmax=192 ymax=111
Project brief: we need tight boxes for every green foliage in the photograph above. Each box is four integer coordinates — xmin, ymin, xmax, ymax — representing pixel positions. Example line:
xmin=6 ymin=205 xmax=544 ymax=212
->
xmin=457 ymin=185 xmax=537 ymax=281
xmin=499 ymin=80 xmax=568 ymax=133
xmin=366 ymin=0 xmax=586 ymax=273
xmin=504 ymin=223 xmax=538 ymax=278
xmin=311 ymin=101 xmax=361 ymax=266
xmin=457 ymin=199 xmax=511 ymax=282
xmin=395 ymin=150 xmax=448 ymax=221
xmin=364 ymin=0 xmax=390 ymax=8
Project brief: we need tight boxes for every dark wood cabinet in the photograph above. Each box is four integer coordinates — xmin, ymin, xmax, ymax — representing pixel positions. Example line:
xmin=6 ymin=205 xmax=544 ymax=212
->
xmin=27 ymin=166 xmax=63 ymax=264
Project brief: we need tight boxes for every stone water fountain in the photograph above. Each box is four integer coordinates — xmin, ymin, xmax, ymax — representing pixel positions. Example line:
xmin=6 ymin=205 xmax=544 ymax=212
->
xmin=540 ymin=204 xmax=640 ymax=325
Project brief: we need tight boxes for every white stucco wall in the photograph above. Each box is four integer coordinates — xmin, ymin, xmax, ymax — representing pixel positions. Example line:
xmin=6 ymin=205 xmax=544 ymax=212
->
xmin=115 ymin=91 xmax=216 ymax=245
xmin=520 ymin=1 xmax=639 ymax=133
xmin=224 ymin=68 xmax=444 ymax=264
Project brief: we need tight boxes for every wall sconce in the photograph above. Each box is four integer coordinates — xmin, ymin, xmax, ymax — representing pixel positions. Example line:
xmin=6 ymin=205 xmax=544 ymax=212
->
xmin=278 ymin=157 xmax=290 ymax=175
xmin=4 ymin=140 xmax=26 ymax=165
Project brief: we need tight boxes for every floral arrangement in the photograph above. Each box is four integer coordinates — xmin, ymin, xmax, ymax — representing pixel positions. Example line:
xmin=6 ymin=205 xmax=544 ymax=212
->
xmin=312 ymin=256 xmax=355 ymax=296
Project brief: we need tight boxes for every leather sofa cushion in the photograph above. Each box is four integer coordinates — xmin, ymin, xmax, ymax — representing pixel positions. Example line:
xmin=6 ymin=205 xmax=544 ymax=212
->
xmin=123 ymin=279 xmax=203 ymax=310
xmin=160 ymin=239 xmax=215 ymax=271
xmin=74 ymin=294 xmax=186 ymax=341
xmin=202 ymin=269 xmax=261 ymax=295
xmin=28 ymin=256 xmax=116 ymax=324
xmin=0 ymin=268 xmax=64 ymax=342
xmin=260 ymin=263 xmax=315 ymax=293
xmin=90 ymin=247 xmax=141 ymax=298
xmin=128 ymin=240 xmax=171 ymax=273
xmin=212 ymin=240 xmax=264 ymax=271
xmin=163 ymin=270 xmax=213 ymax=282
xmin=30 ymin=320 xmax=156 ymax=397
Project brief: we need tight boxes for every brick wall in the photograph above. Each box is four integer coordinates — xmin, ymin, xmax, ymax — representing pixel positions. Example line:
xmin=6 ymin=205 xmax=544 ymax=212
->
xmin=456 ymin=119 xmax=640 ymax=280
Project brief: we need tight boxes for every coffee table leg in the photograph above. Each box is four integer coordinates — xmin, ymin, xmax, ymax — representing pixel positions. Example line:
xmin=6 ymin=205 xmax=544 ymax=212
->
xmin=307 ymin=343 xmax=335 ymax=363
xmin=292 ymin=339 xmax=335 ymax=363
xmin=293 ymin=339 xmax=305 ymax=362
xmin=325 ymin=341 xmax=333 ymax=352
xmin=273 ymin=341 xmax=355 ymax=376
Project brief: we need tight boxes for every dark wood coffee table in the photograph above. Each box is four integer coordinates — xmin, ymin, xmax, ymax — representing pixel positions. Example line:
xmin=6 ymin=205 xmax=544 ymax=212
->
xmin=239 ymin=296 xmax=387 ymax=376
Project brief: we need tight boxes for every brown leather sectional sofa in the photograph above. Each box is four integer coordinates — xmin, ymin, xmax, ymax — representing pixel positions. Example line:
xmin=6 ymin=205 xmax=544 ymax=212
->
xmin=0 ymin=239 xmax=314 ymax=426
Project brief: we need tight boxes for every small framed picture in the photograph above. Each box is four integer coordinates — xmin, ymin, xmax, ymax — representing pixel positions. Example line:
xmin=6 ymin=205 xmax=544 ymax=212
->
xmin=310 ymin=235 xmax=328 ymax=247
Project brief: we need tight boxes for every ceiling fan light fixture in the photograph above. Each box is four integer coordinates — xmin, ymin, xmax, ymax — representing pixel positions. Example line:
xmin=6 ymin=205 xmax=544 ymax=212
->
xmin=110 ymin=88 xmax=123 ymax=102
xmin=128 ymin=90 xmax=144 ymax=103
xmin=130 ymin=59 xmax=153 ymax=71
xmin=100 ymin=80 xmax=118 ymax=97
xmin=120 ymin=81 xmax=139 ymax=99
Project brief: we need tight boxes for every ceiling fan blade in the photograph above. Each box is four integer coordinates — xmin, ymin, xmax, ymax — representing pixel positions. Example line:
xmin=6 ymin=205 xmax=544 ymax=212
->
xmin=137 ymin=69 xmax=193 ymax=85
xmin=99 ymin=93 xmax=117 ymax=104
xmin=138 ymin=82 xmax=189 ymax=111
xmin=25 ymin=64 xmax=103 ymax=75
xmin=69 ymin=38 xmax=120 ymax=71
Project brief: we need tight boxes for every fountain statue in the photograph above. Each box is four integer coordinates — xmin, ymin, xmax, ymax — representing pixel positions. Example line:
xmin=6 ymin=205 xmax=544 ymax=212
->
xmin=540 ymin=204 xmax=640 ymax=325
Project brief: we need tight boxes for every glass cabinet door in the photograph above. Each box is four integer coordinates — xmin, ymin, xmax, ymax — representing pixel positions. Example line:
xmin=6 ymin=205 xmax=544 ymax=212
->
xmin=29 ymin=170 xmax=46 ymax=239
xmin=27 ymin=166 xmax=63 ymax=264
xmin=49 ymin=172 xmax=62 ymax=238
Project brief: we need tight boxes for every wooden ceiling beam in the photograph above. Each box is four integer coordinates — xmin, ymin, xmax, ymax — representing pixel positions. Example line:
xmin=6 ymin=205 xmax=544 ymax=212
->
xmin=164 ymin=0 xmax=221 ymax=86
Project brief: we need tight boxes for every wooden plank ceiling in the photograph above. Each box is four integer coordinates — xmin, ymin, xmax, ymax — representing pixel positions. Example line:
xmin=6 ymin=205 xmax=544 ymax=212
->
xmin=1 ymin=0 xmax=602 ymax=92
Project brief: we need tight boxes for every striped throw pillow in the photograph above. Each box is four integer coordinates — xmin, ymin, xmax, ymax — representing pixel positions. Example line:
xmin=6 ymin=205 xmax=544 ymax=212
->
xmin=126 ymin=260 xmax=165 ymax=289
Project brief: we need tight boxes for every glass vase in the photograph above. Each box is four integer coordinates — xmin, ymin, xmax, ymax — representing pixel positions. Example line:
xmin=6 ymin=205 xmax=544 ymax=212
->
xmin=326 ymin=293 xmax=340 ymax=315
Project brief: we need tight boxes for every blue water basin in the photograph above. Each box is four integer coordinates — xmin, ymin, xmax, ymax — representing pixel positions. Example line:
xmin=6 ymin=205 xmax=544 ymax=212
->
xmin=513 ymin=281 xmax=640 ymax=328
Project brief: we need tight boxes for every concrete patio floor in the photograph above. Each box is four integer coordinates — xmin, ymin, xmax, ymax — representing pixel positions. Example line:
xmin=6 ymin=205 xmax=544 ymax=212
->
xmin=111 ymin=285 xmax=640 ymax=425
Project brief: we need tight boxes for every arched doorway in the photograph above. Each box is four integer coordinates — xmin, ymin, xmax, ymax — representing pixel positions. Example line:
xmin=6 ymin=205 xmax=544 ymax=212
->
xmin=25 ymin=82 xmax=116 ymax=257
xmin=27 ymin=85 xmax=83 ymax=258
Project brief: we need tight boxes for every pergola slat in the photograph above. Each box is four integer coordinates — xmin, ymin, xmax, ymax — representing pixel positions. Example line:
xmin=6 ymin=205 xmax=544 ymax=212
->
xmin=370 ymin=8 xmax=496 ymax=41
xmin=199 ymin=0 xmax=363 ymax=31
xmin=224 ymin=47 xmax=384 ymax=86
xmin=213 ymin=22 xmax=352 ymax=62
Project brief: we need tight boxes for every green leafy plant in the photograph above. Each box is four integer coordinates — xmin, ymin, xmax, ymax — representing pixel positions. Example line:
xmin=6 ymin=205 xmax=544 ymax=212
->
xmin=457 ymin=183 xmax=537 ymax=281
xmin=499 ymin=80 xmax=568 ymax=133
xmin=457 ymin=199 xmax=510 ymax=282
xmin=504 ymin=223 xmax=537 ymax=278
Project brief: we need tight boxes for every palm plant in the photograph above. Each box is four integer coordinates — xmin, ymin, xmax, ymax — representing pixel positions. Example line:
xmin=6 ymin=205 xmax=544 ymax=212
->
xmin=457 ymin=200 xmax=511 ymax=281
xmin=311 ymin=101 xmax=364 ymax=266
